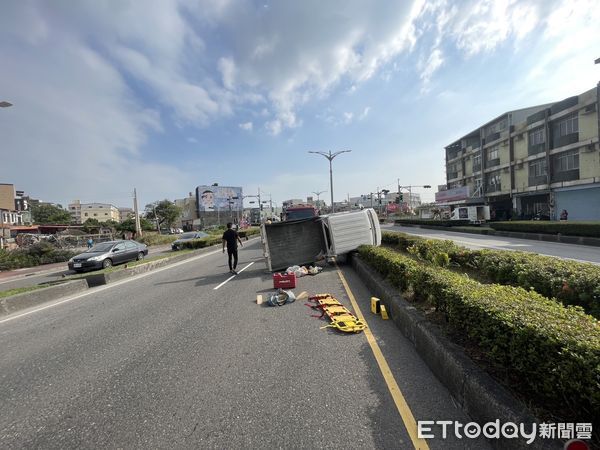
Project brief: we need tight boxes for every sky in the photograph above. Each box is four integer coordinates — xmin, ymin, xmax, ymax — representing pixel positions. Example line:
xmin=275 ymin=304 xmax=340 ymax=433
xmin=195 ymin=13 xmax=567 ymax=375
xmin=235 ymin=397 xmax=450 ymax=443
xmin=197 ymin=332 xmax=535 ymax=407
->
xmin=1 ymin=0 xmax=599 ymax=210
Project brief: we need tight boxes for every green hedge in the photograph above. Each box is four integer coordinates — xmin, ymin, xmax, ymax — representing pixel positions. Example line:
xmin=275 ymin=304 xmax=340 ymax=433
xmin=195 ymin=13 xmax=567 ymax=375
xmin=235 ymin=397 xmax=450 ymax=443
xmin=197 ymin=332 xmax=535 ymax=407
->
xmin=382 ymin=231 xmax=600 ymax=318
xmin=137 ymin=233 xmax=178 ymax=246
xmin=359 ymin=245 xmax=600 ymax=423
xmin=394 ymin=219 xmax=471 ymax=227
xmin=177 ymin=227 xmax=261 ymax=250
xmin=489 ymin=221 xmax=600 ymax=238
xmin=0 ymin=242 xmax=76 ymax=271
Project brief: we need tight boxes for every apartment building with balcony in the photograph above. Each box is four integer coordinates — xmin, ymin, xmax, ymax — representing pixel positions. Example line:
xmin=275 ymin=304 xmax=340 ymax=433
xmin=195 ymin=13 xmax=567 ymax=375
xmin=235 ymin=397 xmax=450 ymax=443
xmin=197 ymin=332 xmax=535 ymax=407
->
xmin=442 ymin=85 xmax=600 ymax=220
xmin=69 ymin=200 xmax=120 ymax=224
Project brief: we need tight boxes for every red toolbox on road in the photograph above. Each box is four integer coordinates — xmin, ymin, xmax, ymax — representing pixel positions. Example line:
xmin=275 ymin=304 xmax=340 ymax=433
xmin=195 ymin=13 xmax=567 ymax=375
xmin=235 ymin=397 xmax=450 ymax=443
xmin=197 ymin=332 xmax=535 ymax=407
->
xmin=273 ymin=272 xmax=296 ymax=289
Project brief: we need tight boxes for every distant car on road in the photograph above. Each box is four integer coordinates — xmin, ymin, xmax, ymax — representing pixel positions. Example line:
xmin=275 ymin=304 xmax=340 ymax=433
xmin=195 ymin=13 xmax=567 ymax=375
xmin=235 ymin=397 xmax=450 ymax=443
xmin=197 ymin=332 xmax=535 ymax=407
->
xmin=68 ymin=240 xmax=148 ymax=272
xmin=171 ymin=231 xmax=209 ymax=250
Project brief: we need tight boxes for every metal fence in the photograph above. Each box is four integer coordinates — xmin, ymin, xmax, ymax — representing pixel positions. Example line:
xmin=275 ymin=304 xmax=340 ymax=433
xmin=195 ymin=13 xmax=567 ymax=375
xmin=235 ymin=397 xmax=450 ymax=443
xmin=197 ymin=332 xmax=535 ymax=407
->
xmin=14 ymin=233 xmax=115 ymax=249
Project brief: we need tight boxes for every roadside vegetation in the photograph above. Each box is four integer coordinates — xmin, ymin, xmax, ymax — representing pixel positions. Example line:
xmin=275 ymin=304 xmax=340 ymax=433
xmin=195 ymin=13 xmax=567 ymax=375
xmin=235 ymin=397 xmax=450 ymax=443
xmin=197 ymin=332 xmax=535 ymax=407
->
xmin=0 ymin=285 xmax=46 ymax=299
xmin=395 ymin=218 xmax=600 ymax=237
xmin=489 ymin=220 xmax=600 ymax=237
xmin=359 ymin=231 xmax=600 ymax=426
xmin=0 ymin=242 xmax=76 ymax=271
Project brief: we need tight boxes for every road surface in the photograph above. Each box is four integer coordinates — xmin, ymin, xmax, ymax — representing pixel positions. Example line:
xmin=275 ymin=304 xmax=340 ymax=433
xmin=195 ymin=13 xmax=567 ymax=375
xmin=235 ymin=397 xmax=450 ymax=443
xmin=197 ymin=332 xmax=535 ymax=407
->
xmin=0 ymin=244 xmax=173 ymax=292
xmin=0 ymin=239 xmax=490 ymax=449
xmin=382 ymin=224 xmax=600 ymax=264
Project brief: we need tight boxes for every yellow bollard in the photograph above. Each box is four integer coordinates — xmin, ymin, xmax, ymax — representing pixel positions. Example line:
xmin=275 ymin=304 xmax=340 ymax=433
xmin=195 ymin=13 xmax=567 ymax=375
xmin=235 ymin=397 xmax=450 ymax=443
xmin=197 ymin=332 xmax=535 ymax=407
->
xmin=371 ymin=297 xmax=381 ymax=314
xmin=380 ymin=305 xmax=389 ymax=320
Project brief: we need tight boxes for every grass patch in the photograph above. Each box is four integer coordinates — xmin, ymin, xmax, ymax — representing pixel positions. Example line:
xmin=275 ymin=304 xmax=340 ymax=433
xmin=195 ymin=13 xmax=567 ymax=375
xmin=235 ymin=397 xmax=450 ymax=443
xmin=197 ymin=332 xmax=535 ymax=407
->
xmin=0 ymin=285 xmax=47 ymax=298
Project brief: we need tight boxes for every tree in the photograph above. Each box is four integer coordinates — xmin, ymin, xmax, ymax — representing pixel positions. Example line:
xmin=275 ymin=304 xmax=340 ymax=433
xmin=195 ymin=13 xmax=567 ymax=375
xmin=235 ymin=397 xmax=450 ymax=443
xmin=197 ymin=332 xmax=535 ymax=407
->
xmin=31 ymin=203 xmax=72 ymax=224
xmin=82 ymin=218 xmax=101 ymax=233
xmin=145 ymin=200 xmax=182 ymax=230
xmin=118 ymin=218 xmax=155 ymax=233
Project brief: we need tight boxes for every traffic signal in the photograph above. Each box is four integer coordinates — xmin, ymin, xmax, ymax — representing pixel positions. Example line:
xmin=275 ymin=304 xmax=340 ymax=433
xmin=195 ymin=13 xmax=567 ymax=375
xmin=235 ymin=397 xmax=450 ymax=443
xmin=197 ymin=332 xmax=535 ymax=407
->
xmin=399 ymin=193 xmax=404 ymax=202
xmin=260 ymin=203 xmax=263 ymax=210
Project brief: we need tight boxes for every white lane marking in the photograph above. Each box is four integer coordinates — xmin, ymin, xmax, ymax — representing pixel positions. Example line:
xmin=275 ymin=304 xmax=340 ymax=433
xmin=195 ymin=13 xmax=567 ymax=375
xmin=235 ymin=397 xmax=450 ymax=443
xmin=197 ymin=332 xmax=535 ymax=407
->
xmin=0 ymin=249 xmax=217 ymax=324
xmin=213 ymin=261 xmax=255 ymax=290
xmin=0 ymin=239 xmax=260 ymax=325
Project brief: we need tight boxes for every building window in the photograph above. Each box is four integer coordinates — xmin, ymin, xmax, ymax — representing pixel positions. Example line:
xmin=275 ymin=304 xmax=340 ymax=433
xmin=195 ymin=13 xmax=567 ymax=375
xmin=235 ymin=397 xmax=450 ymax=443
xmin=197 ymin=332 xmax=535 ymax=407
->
xmin=556 ymin=113 xmax=578 ymax=137
xmin=487 ymin=146 xmax=500 ymax=166
xmin=93 ymin=213 xmax=97 ymax=216
xmin=105 ymin=213 xmax=108 ymax=216
xmin=554 ymin=149 xmax=579 ymax=172
xmin=529 ymin=128 xmax=545 ymax=146
xmin=447 ymin=163 xmax=459 ymax=179
xmin=472 ymin=154 xmax=482 ymax=172
xmin=486 ymin=172 xmax=501 ymax=192
xmin=529 ymin=159 xmax=547 ymax=177
xmin=84 ymin=213 xmax=88 ymax=217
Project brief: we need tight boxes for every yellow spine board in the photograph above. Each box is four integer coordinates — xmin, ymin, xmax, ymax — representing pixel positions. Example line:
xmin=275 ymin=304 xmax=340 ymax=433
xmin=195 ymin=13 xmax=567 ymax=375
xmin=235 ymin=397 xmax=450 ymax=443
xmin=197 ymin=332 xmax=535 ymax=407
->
xmin=308 ymin=294 xmax=367 ymax=333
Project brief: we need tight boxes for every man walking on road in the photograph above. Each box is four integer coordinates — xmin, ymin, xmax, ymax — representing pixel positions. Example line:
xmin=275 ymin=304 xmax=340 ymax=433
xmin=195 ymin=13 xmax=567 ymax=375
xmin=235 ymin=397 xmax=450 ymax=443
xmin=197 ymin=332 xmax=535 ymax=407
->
xmin=222 ymin=222 xmax=243 ymax=274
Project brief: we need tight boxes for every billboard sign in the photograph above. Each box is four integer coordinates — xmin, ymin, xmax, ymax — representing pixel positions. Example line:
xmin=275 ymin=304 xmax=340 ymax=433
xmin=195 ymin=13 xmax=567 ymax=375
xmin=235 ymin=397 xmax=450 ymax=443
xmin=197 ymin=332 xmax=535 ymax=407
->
xmin=196 ymin=186 xmax=243 ymax=212
xmin=386 ymin=202 xmax=399 ymax=213
xmin=435 ymin=186 xmax=470 ymax=203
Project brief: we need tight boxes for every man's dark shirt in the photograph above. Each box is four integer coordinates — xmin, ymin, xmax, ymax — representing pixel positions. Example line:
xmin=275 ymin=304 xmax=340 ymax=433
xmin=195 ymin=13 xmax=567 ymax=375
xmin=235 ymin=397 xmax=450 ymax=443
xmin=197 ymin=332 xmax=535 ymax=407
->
xmin=222 ymin=229 xmax=239 ymax=251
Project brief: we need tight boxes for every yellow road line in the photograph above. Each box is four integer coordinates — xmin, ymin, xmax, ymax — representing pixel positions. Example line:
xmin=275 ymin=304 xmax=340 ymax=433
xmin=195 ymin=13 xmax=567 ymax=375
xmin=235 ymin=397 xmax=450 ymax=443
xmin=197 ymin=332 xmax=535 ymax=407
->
xmin=336 ymin=264 xmax=430 ymax=450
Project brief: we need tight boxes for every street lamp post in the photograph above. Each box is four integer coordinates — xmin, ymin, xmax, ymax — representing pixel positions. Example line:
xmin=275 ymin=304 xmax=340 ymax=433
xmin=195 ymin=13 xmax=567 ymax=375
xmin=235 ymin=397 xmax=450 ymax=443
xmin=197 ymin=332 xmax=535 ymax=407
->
xmin=308 ymin=150 xmax=351 ymax=213
xmin=312 ymin=190 xmax=326 ymax=210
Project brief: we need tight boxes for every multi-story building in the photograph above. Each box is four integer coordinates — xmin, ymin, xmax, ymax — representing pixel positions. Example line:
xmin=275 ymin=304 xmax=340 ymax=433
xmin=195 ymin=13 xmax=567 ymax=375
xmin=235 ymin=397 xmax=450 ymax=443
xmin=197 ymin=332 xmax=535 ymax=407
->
xmin=441 ymin=85 xmax=600 ymax=220
xmin=69 ymin=200 xmax=120 ymax=223
xmin=118 ymin=207 xmax=134 ymax=223
xmin=0 ymin=183 xmax=24 ymax=227
xmin=174 ymin=193 xmax=198 ymax=230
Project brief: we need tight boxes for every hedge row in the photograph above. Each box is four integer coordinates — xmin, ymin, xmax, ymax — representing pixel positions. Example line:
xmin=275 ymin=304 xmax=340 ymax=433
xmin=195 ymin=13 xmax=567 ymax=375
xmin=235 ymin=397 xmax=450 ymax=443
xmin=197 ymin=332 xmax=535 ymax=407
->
xmin=137 ymin=233 xmax=179 ymax=246
xmin=489 ymin=220 xmax=600 ymax=238
xmin=0 ymin=242 xmax=76 ymax=271
xmin=358 ymin=245 xmax=600 ymax=423
xmin=382 ymin=231 xmax=600 ymax=318
xmin=394 ymin=219 xmax=471 ymax=227
xmin=177 ymin=227 xmax=261 ymax=250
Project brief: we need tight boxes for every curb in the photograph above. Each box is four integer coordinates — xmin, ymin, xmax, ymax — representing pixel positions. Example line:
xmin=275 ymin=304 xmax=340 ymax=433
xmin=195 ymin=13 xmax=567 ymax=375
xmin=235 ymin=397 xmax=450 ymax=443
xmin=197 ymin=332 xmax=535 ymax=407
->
xmin=350 ymin=253 xmax=561 ymax=450
xmin=82 ymin=247 xmax=219 ymax=287
xmin=392 ymin=223 xmax=600 ymax=247
xmin=0 ymin=280 xmax=89 ymax=316
xmin=0 ymin=237 xmax=261 ymax=315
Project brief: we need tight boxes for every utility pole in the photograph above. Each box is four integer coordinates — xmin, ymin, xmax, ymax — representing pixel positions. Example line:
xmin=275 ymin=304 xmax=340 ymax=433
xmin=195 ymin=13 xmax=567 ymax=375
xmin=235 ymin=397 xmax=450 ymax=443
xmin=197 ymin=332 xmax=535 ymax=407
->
xmin=258 ymin=187 xmax=262 ymax=222
xmin=133 ymin=188 xmax=142 ymax=238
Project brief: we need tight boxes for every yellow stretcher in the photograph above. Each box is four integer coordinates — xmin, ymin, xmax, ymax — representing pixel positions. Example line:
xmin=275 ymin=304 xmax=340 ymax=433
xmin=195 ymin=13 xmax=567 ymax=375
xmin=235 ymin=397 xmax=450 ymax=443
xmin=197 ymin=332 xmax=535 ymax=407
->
xmin=306 ymin=294 xmax=367 ymax=333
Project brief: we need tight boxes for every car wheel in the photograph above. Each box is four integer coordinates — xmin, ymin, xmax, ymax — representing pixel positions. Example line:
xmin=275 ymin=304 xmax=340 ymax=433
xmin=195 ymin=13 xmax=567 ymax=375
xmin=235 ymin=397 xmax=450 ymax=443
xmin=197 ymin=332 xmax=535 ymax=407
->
xmin=137 ymin=252 xmax=145 ymax=261
xmin=102 ymin=259 xmax=113 ymax=269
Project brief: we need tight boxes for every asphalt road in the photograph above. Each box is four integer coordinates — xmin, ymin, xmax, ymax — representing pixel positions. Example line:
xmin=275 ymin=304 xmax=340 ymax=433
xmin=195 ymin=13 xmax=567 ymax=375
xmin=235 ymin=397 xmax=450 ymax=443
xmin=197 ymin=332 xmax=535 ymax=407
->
xmin=0 ymin=244 xmax=174 ymax=292
xmin=382 ymin=224 xmax=600 ymax=264
xmin=0 ymin=239 xmax=490 ymax=449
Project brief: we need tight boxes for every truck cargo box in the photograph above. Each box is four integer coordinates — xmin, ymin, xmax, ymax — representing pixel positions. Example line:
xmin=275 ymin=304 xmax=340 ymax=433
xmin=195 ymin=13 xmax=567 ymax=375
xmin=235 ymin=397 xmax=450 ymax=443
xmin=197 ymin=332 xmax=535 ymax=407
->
xmin=261 ymin=208 xmax=381 ymax=272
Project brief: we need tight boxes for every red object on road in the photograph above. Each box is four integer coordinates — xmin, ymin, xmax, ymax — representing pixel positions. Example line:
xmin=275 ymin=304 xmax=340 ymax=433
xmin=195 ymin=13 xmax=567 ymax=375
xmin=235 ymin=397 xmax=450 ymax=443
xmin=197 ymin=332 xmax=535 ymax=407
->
xmin=273 ymin=272 xmax=296 ymax=289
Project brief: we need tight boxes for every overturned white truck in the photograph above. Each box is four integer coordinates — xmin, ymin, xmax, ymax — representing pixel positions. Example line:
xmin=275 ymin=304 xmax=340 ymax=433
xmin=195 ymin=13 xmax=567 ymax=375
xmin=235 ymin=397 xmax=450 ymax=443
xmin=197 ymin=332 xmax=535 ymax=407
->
xmin=261 ymin=208 xmax=382 ymax=272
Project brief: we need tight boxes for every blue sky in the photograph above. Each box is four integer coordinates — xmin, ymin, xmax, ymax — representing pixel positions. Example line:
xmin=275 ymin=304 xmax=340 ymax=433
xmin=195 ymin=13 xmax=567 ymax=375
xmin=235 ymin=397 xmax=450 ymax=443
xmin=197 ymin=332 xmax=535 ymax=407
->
xmin=1 ymin=0 xmax=599 ymax=210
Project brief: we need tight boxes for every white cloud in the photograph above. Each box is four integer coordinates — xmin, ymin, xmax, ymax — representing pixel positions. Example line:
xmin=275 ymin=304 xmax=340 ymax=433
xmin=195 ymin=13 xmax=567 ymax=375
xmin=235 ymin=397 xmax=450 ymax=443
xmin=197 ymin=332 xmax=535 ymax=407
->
xmin=187 ymin=137 xmax=199 ymax=143
xmin=239 ymin=122 xmax=253 ymax=131
xmin=418 ymin=47 xmax=444 ymax=93
xmin=218 ymin=56 xmax=237 ymax=90
xmin=359 ymin=107 xmax=371 ymax=120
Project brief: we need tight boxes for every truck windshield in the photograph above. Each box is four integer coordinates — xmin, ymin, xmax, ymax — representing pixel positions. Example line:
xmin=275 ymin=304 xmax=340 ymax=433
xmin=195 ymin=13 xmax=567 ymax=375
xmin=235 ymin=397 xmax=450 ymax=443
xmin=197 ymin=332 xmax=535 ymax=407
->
xmin=285 ymin=208 xmax=317 ymax=220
